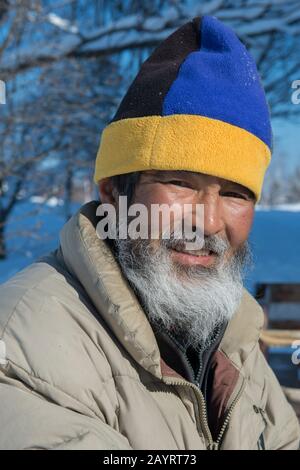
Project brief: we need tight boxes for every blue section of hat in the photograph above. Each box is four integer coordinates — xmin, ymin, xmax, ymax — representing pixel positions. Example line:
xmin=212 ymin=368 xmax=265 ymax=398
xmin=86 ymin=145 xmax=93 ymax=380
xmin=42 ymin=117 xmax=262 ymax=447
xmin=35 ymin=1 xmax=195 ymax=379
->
xmin=162 ymin=15 xmax=272 ymax=148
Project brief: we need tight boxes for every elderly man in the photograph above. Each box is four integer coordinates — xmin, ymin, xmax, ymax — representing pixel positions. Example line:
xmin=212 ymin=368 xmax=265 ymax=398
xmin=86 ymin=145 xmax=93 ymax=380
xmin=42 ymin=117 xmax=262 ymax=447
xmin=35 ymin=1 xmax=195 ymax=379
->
xmin=0 ymin=15 xmax=299 ymax=450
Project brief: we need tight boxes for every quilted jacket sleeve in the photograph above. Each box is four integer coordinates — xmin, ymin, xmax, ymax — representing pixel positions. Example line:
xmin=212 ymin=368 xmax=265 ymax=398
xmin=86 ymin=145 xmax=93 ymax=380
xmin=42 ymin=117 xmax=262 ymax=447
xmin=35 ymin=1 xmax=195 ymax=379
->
xmin=0 ymin=375 xmax=132 ymax=450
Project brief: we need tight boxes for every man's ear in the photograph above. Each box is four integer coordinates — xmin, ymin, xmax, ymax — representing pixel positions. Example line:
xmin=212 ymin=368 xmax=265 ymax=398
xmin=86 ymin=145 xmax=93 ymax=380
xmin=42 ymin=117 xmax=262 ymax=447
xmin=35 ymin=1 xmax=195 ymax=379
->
xmin=98 ymin=178 xmax=118 ymax=205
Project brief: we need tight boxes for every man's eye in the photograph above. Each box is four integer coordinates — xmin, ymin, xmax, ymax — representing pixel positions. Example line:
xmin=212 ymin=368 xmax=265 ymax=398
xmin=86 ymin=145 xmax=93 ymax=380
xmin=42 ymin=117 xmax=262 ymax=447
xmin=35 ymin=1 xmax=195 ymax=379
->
xmin=222 ymin=191 xmax=247 ymax=200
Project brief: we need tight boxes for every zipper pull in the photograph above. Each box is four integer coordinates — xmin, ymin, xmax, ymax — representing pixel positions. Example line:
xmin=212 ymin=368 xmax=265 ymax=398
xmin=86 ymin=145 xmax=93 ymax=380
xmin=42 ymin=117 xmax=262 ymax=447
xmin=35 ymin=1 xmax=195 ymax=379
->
xmin=207 ymin=441 xmax=219 ymax=450
xmin=253 ymin=405 xmax=267 ymax=425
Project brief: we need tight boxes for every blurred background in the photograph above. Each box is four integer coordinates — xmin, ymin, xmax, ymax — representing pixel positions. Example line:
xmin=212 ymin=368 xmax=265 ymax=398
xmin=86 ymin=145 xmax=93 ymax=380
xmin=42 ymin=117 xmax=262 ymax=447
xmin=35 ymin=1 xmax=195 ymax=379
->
xmin=0 ymin=0 xmax=300 ymax=410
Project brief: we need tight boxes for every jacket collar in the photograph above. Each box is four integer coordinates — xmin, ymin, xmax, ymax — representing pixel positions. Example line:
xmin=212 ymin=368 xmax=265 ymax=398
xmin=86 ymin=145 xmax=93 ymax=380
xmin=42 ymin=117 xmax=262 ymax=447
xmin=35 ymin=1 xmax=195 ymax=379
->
xmin=59 ymin=201 xmax=264 ymax=379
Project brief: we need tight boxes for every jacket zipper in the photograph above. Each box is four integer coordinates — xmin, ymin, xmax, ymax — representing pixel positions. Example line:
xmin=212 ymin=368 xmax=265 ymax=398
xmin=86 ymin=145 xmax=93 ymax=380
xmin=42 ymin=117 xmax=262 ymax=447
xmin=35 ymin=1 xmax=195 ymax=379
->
xmin=162 ymin=375 xmax=245 ymax=450
xmin=162 ymin=323 xmax=222 ymax=389
xmin=187 ymin=323 xmax=223 ymax=388
xmin=195 ymin=361 xmax=203 ymax=388
xmin=162 ymin=376 xmax=214 ymax=447
xmin=184 ymin=352 xmax=203 ymax=388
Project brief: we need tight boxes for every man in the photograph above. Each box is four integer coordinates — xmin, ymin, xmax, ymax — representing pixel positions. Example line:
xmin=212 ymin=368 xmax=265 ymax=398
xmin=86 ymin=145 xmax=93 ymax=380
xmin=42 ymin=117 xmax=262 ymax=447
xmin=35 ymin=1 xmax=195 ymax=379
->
xmin=0 ymin=15 xmax=299 ymax=450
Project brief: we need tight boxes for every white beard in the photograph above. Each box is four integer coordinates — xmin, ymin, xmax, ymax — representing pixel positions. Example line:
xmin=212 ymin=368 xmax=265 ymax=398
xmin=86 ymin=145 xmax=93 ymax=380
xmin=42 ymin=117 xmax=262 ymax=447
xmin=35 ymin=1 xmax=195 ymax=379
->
xmin=114 ymin=234 xmax=251 ymax=350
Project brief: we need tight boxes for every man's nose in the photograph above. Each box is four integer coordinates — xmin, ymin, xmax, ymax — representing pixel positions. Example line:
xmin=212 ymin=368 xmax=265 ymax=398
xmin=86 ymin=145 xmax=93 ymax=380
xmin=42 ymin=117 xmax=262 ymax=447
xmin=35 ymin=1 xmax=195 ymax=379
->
xmin=199 ymin=192 xmax=225 ymax=237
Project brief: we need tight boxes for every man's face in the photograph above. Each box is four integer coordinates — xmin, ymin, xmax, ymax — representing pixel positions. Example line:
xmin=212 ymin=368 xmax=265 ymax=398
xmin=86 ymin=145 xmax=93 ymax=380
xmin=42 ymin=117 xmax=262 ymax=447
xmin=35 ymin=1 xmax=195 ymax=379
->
xmin=130 ymin=170 xmax=255 ymax=268
xmin=98 ymin=170 xmax=254 ymax=348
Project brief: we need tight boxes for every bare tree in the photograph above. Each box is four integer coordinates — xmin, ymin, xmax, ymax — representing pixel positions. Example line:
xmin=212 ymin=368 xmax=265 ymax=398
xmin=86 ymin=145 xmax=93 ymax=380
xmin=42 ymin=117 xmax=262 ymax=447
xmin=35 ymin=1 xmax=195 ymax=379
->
xmin=0 ymin=0 xmax=122 ymax=257
xmin=1 ymin=0 xmax=300 ymax=117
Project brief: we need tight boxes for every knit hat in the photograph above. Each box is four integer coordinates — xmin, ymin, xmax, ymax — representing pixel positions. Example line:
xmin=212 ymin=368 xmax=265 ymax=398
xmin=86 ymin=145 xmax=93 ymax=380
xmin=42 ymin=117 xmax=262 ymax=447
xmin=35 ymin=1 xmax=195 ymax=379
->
xmin=94 ymin=15 xmax=272 ymax=202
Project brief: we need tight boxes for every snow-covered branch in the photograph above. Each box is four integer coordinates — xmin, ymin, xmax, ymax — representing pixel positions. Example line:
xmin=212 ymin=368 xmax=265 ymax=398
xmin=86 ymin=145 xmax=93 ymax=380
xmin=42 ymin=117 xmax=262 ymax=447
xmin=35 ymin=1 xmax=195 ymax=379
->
xmin=1 ymin=0 xmax=300 ymax=77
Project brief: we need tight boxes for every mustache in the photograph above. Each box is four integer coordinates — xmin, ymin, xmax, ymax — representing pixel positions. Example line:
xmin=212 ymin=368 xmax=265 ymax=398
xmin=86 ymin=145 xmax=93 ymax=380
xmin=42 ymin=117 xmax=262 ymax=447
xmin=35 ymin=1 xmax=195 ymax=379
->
xmin=161 ymin=232 xmax=230 ymax=257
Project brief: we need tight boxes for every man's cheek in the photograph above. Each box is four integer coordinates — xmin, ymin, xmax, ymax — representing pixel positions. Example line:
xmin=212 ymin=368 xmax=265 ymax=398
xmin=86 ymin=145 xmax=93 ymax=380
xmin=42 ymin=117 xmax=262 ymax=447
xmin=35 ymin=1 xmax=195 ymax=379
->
xmin=226 ymin=211 xmax=254 ymax=247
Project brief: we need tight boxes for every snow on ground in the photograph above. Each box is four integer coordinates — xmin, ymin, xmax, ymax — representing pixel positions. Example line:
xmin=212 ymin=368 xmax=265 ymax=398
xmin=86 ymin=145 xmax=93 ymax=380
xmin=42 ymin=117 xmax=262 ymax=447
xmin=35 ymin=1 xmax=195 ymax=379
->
xmin=257 ymin=203 xmax=300 ymax=212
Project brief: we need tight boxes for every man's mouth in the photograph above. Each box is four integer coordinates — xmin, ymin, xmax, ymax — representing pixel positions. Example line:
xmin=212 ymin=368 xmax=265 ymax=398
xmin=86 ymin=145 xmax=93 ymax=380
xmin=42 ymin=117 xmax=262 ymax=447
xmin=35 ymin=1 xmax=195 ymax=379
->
xmin=169 ymin=247 xmax=218 ymax=267
xmin=172 ymin=247 xmax=215 ymax=256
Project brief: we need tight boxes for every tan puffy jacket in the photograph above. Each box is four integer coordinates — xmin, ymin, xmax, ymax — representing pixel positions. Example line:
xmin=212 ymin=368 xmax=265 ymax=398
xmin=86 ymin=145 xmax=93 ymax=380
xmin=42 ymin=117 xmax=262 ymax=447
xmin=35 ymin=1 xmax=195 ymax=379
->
xmin=0 ymin=201 xmax=299 ymax=450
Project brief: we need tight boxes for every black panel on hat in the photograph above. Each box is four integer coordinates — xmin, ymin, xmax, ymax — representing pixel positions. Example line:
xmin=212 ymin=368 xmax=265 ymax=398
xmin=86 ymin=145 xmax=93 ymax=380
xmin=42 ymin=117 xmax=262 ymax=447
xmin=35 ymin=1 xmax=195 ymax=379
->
xmin=110 ymin=16 xmax=202 ymax=123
